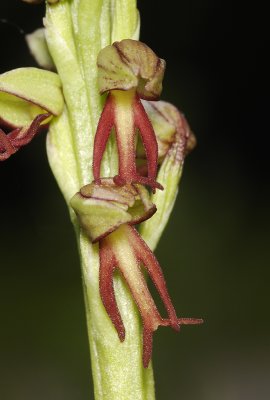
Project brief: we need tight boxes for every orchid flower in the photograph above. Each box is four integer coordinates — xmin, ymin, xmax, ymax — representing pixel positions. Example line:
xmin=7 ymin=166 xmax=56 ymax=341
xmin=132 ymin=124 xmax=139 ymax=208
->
xmin=71 ymin=179 xmax=202 ymax=368
xmin=93 ymin=39 xmax=165 ymax=190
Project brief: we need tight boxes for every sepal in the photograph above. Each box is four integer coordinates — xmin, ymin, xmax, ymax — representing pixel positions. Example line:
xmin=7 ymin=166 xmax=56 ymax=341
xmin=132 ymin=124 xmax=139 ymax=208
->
xmin=70 ymin=178 xmax=156 ymax=243
xmin=98 ymin=39 xmax=165 ymax=100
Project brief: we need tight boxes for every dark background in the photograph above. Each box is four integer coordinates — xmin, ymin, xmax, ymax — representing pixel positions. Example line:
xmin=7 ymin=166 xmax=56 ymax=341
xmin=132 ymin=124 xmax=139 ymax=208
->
xmin=0 ymin=1 xmax=269 ymax=399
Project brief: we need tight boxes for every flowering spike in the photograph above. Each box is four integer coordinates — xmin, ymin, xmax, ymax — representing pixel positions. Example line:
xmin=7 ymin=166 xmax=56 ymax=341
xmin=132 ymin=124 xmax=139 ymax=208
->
xmin=94 ymin=40 xmax=166 ymax=191
xmin=73 ymin=39 xmax=202 ymax=370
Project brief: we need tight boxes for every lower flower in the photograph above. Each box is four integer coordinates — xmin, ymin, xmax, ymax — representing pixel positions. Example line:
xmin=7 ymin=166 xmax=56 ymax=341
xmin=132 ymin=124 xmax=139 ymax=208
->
xmin=71 ymin=179 xmax=203 ymax=367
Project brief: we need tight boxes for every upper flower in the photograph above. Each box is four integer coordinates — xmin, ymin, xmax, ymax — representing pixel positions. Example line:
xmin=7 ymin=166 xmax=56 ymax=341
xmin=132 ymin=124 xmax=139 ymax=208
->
xmin=93 ymin=39 xmax=166 ymax=191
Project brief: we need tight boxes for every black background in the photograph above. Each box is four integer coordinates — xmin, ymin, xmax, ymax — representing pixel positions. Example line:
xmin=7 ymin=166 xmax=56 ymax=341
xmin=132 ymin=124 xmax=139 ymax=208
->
xmin=0 ymin=1 xmax=269 ymax=399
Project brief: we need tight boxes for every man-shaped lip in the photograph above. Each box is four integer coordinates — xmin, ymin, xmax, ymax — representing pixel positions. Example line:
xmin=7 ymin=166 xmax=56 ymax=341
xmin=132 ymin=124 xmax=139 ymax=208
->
xmin=99 ymin=224 xmax=203 ymax=368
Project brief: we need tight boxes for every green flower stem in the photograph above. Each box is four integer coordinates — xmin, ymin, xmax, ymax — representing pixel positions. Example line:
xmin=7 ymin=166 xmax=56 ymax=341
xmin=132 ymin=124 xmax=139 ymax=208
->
xmin=45 ymin=1 xmax=155 ymax=398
